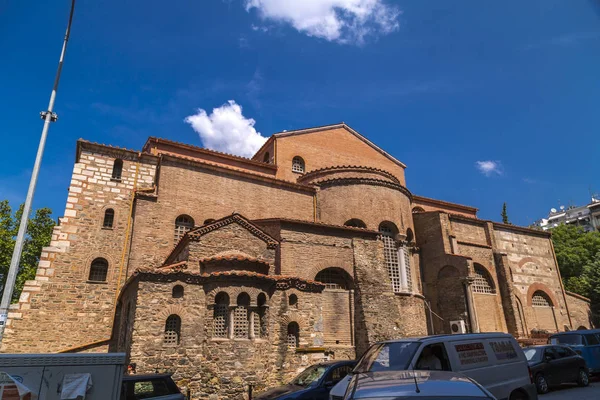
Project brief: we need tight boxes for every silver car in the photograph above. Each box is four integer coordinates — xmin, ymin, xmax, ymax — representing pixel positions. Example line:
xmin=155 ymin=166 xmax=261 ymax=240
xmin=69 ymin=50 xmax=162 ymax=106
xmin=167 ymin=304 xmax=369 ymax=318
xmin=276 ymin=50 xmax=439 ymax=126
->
xmin=339 ymin=370 xmax=496 ymax=400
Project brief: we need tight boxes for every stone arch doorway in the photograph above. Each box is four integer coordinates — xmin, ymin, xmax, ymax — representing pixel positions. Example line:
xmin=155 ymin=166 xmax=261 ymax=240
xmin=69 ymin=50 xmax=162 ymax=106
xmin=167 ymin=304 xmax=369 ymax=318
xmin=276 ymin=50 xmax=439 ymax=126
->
xmin=314 ymin=267 xmax=354 ymax=347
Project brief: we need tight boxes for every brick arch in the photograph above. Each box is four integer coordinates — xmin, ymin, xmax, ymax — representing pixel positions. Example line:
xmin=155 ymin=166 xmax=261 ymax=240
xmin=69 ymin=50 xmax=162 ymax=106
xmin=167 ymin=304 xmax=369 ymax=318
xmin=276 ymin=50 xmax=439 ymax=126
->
xmin=518 ymin=257 xmax=541 ymax=268
xmin=206 ymin=286 xmax=263 ymax=305
xmin=526 ymin=283 xmax=558 ymax=307
xmin=83 ymin=253 xmax=116 ymax=282
xmin=280 ymin=312 xmax=307 ymax=328
xmin=157 ymin=304 xmax=188 ymax=320
xmin=306 ymin=265 xmax=354 ymax=283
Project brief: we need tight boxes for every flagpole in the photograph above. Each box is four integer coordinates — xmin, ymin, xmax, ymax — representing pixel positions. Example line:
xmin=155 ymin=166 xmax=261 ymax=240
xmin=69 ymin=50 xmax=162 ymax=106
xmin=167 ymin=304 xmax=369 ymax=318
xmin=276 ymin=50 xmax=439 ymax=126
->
xmin=0 ymin=0 xmax=76 ymax=342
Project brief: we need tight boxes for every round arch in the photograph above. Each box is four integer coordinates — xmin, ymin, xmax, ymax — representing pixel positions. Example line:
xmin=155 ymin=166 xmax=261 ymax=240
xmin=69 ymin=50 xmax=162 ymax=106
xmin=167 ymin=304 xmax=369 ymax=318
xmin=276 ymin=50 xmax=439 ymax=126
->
xmin=412 ymin=206 xmax=425 ymax=213
xmin=344 ymin=218 xmax=367 ymax=229
xmin=315 ymin=267 xmax=354 ymax=290
xmin=526 ymin=283 xmax=558 ymax=307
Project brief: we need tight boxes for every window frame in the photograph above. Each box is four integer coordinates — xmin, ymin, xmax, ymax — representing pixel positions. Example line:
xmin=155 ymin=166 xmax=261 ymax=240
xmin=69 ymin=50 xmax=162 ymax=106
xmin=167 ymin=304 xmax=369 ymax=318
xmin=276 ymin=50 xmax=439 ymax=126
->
xmin=102 ymin=208 xmax=115 ymax=229
xmin=291 ymin=156 xmax=305 ymax=174
xmin=163 ymin=314 xmax=181 ymax=346
xmin=472 ymin=265 xmax=496 ymax=294
xmin=111 ymin=159 xmax=123 ymax=181
xmin=88 ymin=258 xmax=109 ymax=282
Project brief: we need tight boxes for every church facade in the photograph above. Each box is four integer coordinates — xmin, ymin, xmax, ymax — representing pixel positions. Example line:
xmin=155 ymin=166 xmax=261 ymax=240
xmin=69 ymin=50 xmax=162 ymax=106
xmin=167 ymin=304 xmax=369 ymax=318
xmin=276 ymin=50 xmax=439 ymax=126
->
xmin=1 ymin=123 xmax=592 ymax=399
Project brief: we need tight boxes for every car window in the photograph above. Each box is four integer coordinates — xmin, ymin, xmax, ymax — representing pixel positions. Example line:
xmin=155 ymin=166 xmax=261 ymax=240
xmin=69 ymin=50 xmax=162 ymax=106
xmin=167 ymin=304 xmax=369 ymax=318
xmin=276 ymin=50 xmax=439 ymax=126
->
xmin=416 ymin=343 xmax=451 ymax=371
xmin=326 ymin=365 xmax=353 ymax=383
xmin=584 ymin=334 xmax=600 ymax=345
xmin=132 ymin=379 xmax=174 ymax=399
xmin=543 ymin=347 xmax=557 ymax=360
xmin=550 ymin=334 xmax=583 ymax=345
xmin=554 ymin=346 xmax=569 ymax=358
xmin=524 ymin=348 xmax=542 ymax=362
xmin=354 ymin=342 xmax=420 ymax=373
xmin=291 ymin=365 xmax=328 ymax=387
xmin=563 ymin=347 xmax=577 ymax=357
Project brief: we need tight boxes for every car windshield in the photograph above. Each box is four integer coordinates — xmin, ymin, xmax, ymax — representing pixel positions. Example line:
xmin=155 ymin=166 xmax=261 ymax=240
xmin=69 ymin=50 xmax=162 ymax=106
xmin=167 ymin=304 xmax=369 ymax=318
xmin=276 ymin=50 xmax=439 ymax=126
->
xmin=354 ymin=342 xmax=420 ymax=373
xmin=550 ymin=335 xmax=583 ymax=345
xmin=524 ymin=348 xmax=543 ymax=362
xmin=291 ymin=365 xmax=328 ymax=387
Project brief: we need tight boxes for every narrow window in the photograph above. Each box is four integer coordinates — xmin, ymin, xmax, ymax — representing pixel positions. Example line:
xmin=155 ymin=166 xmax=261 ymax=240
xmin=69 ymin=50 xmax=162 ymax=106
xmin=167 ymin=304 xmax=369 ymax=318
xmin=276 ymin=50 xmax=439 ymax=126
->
xmin=472 ymin=265 xmax=496 ymax=294
xmin=111 ymin=159 xmax=123 ymax=180
xmin=174 ymin=215 xmax=194 ymax=243
xmin=255 ymin=293 xmax=268 ymax=339
xmin=234 ymin=293 xmax=250 ymax=339
xmin=292 ymin=156 xmax=305 ymax=173
xmin=88 ymin=258 xmax=108 ymax=282
xmin=344 ymin=219 xmax=367 ymax=228
xmin=289 ymin=294 xmax=298 ymax=307
xmin=103 ymin=209 xmax=115 ymax=229
xmin=172 ymin=285 xmax=184 ymax=298
xmin=213 ymin=292 xmax=230 ymax=338
xmin=263 ymin=152 xmax=270 ymax=163
xmin=379 ymin=222 xmax=401 ymax=293
xmin=532 ymin=291 xmax=552 ymax=307
xmin=287 ymin=322 xmax=299 ymax=349
xmin=164 ymin=314 xmax=181 ymax=345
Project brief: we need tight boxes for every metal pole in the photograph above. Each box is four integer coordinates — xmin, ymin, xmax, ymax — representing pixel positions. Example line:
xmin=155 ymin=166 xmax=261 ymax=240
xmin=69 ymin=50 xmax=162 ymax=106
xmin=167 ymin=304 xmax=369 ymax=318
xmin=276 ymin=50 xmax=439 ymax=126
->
xmin=0 ymin=0 xmax=76 ymax=340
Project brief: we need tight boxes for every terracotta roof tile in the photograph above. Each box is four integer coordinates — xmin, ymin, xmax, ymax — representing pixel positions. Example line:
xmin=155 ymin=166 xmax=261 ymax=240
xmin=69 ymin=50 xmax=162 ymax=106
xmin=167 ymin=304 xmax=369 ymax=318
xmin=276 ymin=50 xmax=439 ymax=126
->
xmin=253 ymin=217 xmax=379 ymax=234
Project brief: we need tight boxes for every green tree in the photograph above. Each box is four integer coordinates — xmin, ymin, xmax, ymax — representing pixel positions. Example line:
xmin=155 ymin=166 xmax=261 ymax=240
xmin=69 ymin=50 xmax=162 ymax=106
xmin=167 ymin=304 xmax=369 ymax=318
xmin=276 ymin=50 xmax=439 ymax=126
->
xmin=551 ymin=224 xmax=600 ymax=290
xmin=0 ymin=200 xmax=55 ymax=302
xmin=501 ymin=202 xmax=510 ymax=224
xmin=584 ymin=253 xmax=600 ymax=326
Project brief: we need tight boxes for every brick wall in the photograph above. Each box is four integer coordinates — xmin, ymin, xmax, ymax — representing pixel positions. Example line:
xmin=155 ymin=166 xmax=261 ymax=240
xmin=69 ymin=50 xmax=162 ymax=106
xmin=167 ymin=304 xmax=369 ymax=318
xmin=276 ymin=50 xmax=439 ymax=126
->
xmin=565 ymin=292 xmax=592 ymax=330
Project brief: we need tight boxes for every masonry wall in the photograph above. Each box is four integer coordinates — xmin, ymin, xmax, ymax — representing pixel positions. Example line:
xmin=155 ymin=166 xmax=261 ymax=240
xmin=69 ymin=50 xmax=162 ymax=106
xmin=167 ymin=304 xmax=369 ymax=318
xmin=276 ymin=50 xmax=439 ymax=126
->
xmin=274 ymin=127 xmax=406 ymax=185
xmin=565 ymin=292 xmax=593 ymax=330
xmin=2 ymin=148 xmax=157 ymax=353
xmin=124 ymin=277 xmax=348 ymax=400
xmin=493 ymin=227 xmax=570 ymax=333
xmin=127 ymin=160 xmax=314 ymax=272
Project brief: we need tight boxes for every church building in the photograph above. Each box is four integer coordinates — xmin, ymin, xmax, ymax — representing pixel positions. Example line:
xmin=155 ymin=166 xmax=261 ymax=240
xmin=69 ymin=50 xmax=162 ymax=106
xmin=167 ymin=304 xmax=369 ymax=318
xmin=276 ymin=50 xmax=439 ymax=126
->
xmin=1 ymin=123 xmax=592 ymax=399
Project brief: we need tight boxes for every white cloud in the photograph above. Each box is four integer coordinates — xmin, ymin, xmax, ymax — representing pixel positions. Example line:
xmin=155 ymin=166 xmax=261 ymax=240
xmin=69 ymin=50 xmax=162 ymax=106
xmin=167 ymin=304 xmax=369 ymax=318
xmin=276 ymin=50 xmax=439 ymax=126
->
xmin=245 ymin=0 xmax=400 ymax=44
xmin=184 ymin=100 xmax=267 ymax=158
xmin=475 ymin=160 xmax=503 ymax=177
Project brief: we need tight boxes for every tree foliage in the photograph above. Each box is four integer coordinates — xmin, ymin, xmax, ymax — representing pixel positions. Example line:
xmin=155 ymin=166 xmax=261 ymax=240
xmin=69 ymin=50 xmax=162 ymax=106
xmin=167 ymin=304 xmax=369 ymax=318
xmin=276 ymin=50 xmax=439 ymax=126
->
xmin=501 ymin=202 xmax=510 ymax=224
xmin=0 ymin=200 xmax=55 ymax=302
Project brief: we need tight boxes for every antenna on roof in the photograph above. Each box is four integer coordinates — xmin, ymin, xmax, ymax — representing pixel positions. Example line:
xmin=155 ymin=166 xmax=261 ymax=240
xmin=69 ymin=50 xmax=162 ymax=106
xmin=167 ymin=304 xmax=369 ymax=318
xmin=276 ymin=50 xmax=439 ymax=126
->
xmin=412 ymin=370 xmax=421 ymax=393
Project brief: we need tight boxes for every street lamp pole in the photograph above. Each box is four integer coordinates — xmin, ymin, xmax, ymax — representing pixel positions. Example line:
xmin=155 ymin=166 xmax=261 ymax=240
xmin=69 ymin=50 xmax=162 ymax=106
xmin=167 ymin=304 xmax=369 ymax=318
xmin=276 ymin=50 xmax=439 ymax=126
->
xmin=0 ymin=0 xmax=76 ymax=341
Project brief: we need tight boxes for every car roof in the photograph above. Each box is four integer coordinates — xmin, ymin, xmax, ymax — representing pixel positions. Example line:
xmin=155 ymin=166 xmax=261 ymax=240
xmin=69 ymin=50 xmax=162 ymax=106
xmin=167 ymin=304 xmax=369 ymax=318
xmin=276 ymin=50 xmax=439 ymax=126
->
xmin=351 ymin=370 xmax=487 ymax=398
xmin=316 ymin=360 xmax=356 ymax=367
xmin=380 ymin=332 xmax=513 ymax=344
xmin=550 ymin=329 xmax=600 ymax=336
xmin=122 ymin=373 xmax=173 ymax=381
xmin=524 ymin=344 xmax=570 ymax=349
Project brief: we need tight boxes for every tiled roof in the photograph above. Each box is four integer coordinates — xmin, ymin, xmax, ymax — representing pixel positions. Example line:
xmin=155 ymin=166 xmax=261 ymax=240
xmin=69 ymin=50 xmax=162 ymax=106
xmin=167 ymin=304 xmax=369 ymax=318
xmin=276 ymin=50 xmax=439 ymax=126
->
xmin=78 ymin=139 xmax=143 ymax=154
xmin=299 ymin=165 xmax=400 ymax=183
xmin=312 ymin=177 xmax=412 ymax=199
xmin=253 ymin=217 xmax=379 ymax=234
xmin=413 ymin=195 xmax=478 ymax=213
xmin=143 ymin=137 xmax=277 ymax=169
xmin=200 ymin=254 xmax=270 ymax=266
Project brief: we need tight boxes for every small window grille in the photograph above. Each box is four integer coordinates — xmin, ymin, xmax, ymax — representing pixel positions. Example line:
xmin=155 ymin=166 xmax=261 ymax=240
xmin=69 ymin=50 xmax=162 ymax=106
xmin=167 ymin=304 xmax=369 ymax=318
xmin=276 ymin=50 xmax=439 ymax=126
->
xmin=315 ymin=268 xmax=349 ymax=290
xmin=111 ymin=159 xmax=123 ymax=180
xmin=532 ymin=291 xmax=552 ymax=307
xmin=403 ymin=246 xmax=412 ymax=291
xmin=103 ymin=209 xmax=115 ymax=228
xmin=292 ymin=156 xmax=305 ymax=173
xmin=287 ymin=322 xmax=299 ymax=349
xmin=253 ymin=310 xmax=261 ymax=338
xmin=164 ymin=315 xmax=181 ymax=345
xmin=473 ymin=266 xmax=495 ymax=294
xmin=381 ymin=234 xmax=402 ymax=293
xmin=174 ymin=215 xmax=194 ymax=243
xmin=213 ymin=293 xmax=229 ymax=338
xmin=234 ymin=293 xmax=250 ymax=339
xmin=88 ymin=258 xmax=108 ymax=282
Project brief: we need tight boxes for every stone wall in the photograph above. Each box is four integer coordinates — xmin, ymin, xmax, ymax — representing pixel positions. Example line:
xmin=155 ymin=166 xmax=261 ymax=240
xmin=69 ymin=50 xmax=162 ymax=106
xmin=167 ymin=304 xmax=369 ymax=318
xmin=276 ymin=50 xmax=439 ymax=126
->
xmin=2 ymin=144 xmax=157 ymax=352
xmin=565 ymin=292 xmax=593 ymax=330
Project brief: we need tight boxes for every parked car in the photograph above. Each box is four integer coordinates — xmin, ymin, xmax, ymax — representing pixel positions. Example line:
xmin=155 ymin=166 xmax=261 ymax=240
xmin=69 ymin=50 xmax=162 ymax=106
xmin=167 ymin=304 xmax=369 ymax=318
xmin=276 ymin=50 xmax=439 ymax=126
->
xmin=341 ymin=370 xmax=496 ymax=399
xmin=524 ymin=344 xmax=589 ymax=394
xmin=121 ymin=373 xmax=185 ymax=400
xmin=330 ymin=333 xmax=537 ymax=400
xmin=255 ymin=360 xmax=356 ymax=400
xmin=548 ymin=329 xmax=600 ymax=374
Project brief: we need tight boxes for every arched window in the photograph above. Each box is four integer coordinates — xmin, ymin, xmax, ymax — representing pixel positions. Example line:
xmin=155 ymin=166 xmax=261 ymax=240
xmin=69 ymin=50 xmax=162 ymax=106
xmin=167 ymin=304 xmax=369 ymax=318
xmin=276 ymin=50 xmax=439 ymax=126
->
xmin=379 ymin=221 xmax=412 ymax=293
xmin=292 ymin=156 xmax=305 ymax=173
xmin=255 ymin=293 xmax=268 ymax=339
xmin=532 ymin=291 xmax=552 ymax=307
xmin=472 ymin=265 xmax=496 ymax=294
xmin=213 ymin=292 xmax=230 ymax=338
xmin=344 ymin=219 xmax=367 ymax=229
xmin=103 ymin=209 xmax=115 ymax=229
xmin=88 ymin=258 xmax=108 ymax=282
xmin=315 ymin=268 xmax=351 ymax=290
xmin=234 ymin=293 xmax=250 ymax=339
xmin=287 ymin=322 xmax=299 ymax=349
xmin=174 ymin=215 xmax=194 ymax=243
xmin=172 ymin=285 xmax=184 ymax=298
xmin=412 ymin=206 xmax=425 ymax=214
xmin=111 ymin=159 xmax=123 ymax=180
xmin=164 ymin=314 xmax=181 ymax=345
xmin=263 ymin=152 xmax=270 ymax=163
xmin=289 ymin=294 xmax=298 ymax=307
xmin=203 ymin=219 xmax=216 ymax=225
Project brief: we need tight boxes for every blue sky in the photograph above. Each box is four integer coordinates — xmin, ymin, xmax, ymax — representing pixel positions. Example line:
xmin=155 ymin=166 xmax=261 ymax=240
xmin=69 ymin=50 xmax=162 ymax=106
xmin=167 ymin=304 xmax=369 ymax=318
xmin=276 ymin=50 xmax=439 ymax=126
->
xmin=1 ymin=0 xmax=599 ymax=226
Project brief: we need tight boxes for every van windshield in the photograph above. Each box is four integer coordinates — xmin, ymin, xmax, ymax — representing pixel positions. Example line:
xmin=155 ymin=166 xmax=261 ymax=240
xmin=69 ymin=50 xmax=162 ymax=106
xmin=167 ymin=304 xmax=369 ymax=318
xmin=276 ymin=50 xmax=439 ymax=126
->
xmin=354 ymin=342 xmax=420 ymax=373
xmin=550 ymin=335 xmax=583 ymax=345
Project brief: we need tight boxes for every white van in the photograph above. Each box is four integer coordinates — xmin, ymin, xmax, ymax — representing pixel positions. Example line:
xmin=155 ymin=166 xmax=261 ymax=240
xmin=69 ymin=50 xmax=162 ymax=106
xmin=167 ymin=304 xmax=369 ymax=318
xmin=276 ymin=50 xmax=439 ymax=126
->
xmin=330 ymin=333 xmax=537 ymax=400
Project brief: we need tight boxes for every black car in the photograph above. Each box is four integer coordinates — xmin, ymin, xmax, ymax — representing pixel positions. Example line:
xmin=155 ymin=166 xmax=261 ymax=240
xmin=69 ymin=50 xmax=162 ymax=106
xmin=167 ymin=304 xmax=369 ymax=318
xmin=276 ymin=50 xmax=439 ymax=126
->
xmin=524 ymin=344 xmax=589 ymax=394
xmin=254 ymin=360 xmax=356 ymax=400
xmin=121 ymin=373 xmax=185 ymax=399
